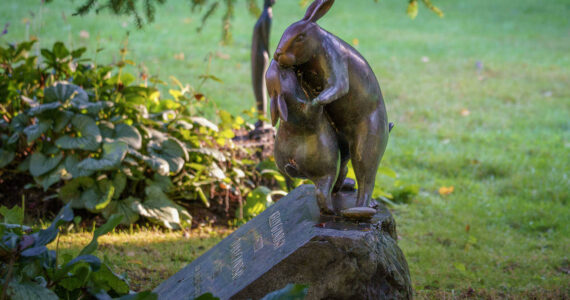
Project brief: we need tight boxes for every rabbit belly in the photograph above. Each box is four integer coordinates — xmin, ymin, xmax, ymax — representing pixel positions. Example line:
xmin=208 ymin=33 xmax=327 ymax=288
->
xmin=274 ymin=125 xmax=338 ymax=181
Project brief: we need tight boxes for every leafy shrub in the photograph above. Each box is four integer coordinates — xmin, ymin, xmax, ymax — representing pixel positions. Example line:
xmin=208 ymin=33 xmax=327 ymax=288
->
xmin=0 ymin=205 xmax=156 ymax=300
xmin=0 ymin=39 xmax=264 ymax=228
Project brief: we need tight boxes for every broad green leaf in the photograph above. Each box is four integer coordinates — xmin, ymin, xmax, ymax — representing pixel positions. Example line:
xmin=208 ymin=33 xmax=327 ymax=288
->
xmin=151 ymin=174 xmax=173 ymax=192
xmin=107 ymin=72 xmax=136 ymax=86
xmin=59 ymin=177 xmax=96 ymax=207
xmin=99 ymin=120 xmax=115 ymax=139
xmin=92 ymin=264 xmax=130 ymax=295
xmin=21 ymin=95 xmax=39 ymax=107
xmin=77 ymin=141 xmax=127 ymax=172
xmin=7 ymin=281 xmax=59 ymax=300
xmin=176 ymin=120 xmax=193 ymax=130
xmin=10 ymin=113 xmax=30 ymax=132
xmin=79 ymin=214 xmax=123 ymax=256
xmin=208 ymin=163 xmax=226 ymax=180
xmin=52 ymin=110 xmax=74 ymax=132
xmin=114 ymin=123 xmax=142 ymax=149
xmin=219 ymin=128 xmax=235 ymax=139
xmin=190 ymin=116 xmax=219 ymax=132
xmin=260 ymin=169 xmax=285 ymax=183
xmin=28 ymin=102 xmax=62 ymax=116
xmin=64 ymin=155 xmax=94 ymax=178
xmin=143 ymin=127 xmax=167 ymax=141
xmin=218 ymin=110 xmax=233 ymax=128
xmin=34 ymin=204 xmax=74 ymax=246
xmin=0 ymin=205 xmax=24 ymax=224
xmin=260 ymin=284 xmax=309 ymax=300
xmin=23 ymin=119 xmax=52 ymax=143
xmin=16 ymin=156 xmax=31 ymax=172
xmin=71 ymin=47 xmax=87 ymax=58
xmin=21 ymin=245 xmax=48 ymax=257
xmin=43 ymin=144 xmax=61 ymax=155
xmin=0 ymin=149 xmax=16 ymax=168
xmin=243 ymin=186 xmax=273 ymax=218
xmin=81 ymin=188 xmax=105 ymax=212
xmin=194 ymin=293 xmax=219 ymax=300
xmin=102 ymin=197 xmax=140 ymax=224
xmin=66 ymin=255 xmax=102 ymax=271
xmin=112 ymin=172 xmax=127 ymax=199
xmin=41 ymin=49 xmax=55 ymax=62
xmin=7 ymin=132 xmax=20 ymax=144
xmin=128 ymin=149 xmax=170 ymax=176
xmin=147 ymin=138 xmax=187 ymax=174
xmin=188 ymin=148 xmax=227 ymax=162
xmin=44 ymin=81 xmax=88 ymax=104
xmin=123 ymin=87 xmax=150 ymax=105
xmin=169 ymin=89 xmax=183 ymax=101
xmin=59 ymin=263 xmax=91 ymax=291
xmin=56 ymin=115 xmax=102 ymax=151
xmin=407 ymin=0 xmax=418 ymax=19
xmin=54 ymin=255 xmax=102 ymax=282
xmin=52 ymin=41 xmax=69 ymax=58
xmin=131 ymin=186 xmax=191 ymax=229
xmin=29 ymin=152 xmax=63 ymax=177
xmin=95 ymin=184 xmax=114 ymax=210
xmin=73 ymin=100 xmax=114 ymax=115
xmin=34 ymin=163 xmax=65 ymax=191
xmin=116 ymin=291 xmax=158 ymax=300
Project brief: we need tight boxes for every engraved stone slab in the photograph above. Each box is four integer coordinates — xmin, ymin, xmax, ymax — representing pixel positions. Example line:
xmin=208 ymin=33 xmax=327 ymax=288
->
xmin=153 ymin=185 xmax=410 ymax=300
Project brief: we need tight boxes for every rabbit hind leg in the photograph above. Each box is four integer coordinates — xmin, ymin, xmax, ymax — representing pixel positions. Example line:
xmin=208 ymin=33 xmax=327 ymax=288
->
xmin=332 ymin=136 xmax=350 ymax=193
xmin=314 ymin=176 xmax=335 ymax=215
xmin=351 ymin=120 xmax=389 ymax=207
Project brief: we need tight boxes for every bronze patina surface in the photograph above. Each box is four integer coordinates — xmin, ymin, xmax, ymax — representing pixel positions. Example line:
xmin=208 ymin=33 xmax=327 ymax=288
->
xmin=251 ymin=0 xmax=275 ymax=126
xmin=266 ymin=60 xmax=339 ymax=214
xmin=271 ymin=0 xmax=392 ymax=209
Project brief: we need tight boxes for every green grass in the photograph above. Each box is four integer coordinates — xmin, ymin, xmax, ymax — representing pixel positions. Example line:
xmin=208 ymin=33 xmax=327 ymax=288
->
xmin=50 ymin=227 xmax=229 ymax=292
xmin=3 ymin=0 xmax=569 ymax=297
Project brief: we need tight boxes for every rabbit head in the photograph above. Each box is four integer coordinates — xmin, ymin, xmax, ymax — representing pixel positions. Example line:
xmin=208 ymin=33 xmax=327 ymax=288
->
xmin=273 ymin=0 xmax=335 ymax=67
xmin=265 ymin=60 xmax=289 ymax=126
xmin=266 ymin=60 xmax=314 ymax=126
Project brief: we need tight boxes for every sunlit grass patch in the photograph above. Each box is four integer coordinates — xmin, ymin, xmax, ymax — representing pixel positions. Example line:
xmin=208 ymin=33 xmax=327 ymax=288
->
xmin=50 ymin=227 xmax=231 ymax=291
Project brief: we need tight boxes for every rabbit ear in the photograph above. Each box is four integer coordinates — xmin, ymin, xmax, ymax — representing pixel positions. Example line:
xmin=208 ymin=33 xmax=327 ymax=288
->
xmin=270 ymin=96 xmax=279 ymax=126
xmin=303 ymin=0 xmax=335 ymax=23
xmin=277 ymin=94 xmax=288 ymax=123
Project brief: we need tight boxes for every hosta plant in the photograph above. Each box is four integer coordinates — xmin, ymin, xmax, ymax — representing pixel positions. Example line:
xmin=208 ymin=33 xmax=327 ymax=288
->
xmin=0 ymin=204 xmax=156 ymax=300
xmin=0 ymin=39 xmax=263 ymax=228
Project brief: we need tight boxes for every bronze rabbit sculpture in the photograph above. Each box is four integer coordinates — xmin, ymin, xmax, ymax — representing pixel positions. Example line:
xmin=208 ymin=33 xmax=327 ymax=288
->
xmin=266 ymin=60 xmax=339 ymax=214
xmin=273 ymin=0 xmax=392 ymax=208
xmin=251 ymin=0 xmax=276 ymax=126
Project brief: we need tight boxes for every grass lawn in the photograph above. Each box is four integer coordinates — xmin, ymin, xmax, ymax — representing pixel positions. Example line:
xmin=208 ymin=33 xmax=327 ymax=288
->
xmin=3 ymin=0 xmax=569 ymax=297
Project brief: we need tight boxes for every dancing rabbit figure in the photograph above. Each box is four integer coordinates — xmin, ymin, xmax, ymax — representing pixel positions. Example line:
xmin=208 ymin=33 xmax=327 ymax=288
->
xmin=266 ymin=60 xmax=339 ymax=214
xmin=273 ymin=0 xmax=391 ymax=208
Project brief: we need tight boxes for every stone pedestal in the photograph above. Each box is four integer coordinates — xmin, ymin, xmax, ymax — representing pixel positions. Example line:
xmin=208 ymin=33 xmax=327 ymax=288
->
xmin=154 ymin=185 xmax=412 ymax=300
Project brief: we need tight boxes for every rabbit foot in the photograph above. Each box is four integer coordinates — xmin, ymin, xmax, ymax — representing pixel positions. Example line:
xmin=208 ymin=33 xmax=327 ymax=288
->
xmin=318 ymin=204 xmax=335 ymax=215
xmin=316 ymin=190 xmax=334 ymax=215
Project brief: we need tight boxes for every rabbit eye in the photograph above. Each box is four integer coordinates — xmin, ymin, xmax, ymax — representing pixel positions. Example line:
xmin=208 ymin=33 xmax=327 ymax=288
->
xmin=296 ymin=34 xmax=306 ymax=42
